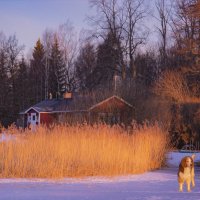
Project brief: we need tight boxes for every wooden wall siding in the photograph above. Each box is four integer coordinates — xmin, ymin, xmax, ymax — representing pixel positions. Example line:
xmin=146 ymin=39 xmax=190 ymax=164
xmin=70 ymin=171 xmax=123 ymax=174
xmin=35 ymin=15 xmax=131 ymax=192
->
xmin=96 ymin=112 xmax=121 ymax=124
xmin=120 ymin=107 xmax=133 ymax=125
xmin=57 ymin=112 xmax=88 ymax=124
xmin=89 ymin=110 xmax=132 ymax=125
xmin=40 ymin=113 xmax=55 ymax=125
xmin=88 ymin=98 xmax=134 ymax=125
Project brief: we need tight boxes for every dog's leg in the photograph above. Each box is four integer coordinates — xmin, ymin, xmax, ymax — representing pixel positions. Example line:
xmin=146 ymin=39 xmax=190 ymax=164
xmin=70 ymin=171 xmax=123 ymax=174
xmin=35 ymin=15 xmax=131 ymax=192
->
xmin=179 ymin=183 xmax=183 ymax=192
xmin=186 ymin=180 xmax=191 ymax=192
xmin=192 ymin=177 xmax=195 ymax=187
xmin=191 ymin=168 xmax=195 ymax=188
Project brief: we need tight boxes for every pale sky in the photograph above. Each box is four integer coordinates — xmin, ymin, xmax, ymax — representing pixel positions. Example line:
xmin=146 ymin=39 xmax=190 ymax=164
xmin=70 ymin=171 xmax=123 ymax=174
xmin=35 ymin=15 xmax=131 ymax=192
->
xmin=0 ymin=0 xmax=91 ymax=52
xmin=0 ymin=0 xmax=161 ymax=54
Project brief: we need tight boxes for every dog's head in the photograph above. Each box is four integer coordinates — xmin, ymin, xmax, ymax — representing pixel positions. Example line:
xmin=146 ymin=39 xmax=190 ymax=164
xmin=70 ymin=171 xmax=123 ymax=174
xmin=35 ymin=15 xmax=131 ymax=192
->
xmin=179 ymin=155 xmax=195 ymax=173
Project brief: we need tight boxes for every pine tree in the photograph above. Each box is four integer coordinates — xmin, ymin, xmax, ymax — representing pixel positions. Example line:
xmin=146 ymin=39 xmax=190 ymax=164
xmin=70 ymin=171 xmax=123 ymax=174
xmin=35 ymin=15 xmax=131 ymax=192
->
xmin=30 ymin=39 xmax=45 ymax=103
xmin=0 ymin=50 xmax=9 ymax=125
xmin=75 ymin=43 xmax=96 ymax=91
xmin=93 ymin=32 xmax=122 ymax=89
xmin=49 ymin=37 xmax=66 ymax=98
xmin=16 ymin=57 xmax=29 ymax=110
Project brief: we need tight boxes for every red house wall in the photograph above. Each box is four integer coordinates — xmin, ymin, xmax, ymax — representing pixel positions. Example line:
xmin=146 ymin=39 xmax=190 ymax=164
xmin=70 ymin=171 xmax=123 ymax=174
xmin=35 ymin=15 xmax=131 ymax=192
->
xmin=40 ymin=113 xmax=55 ymax=125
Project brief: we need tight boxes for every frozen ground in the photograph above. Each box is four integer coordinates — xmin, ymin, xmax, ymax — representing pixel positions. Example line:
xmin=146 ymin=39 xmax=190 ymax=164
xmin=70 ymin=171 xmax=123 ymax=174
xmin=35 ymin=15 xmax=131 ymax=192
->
xmin=0 ymin=152 xmax=200 ymax=200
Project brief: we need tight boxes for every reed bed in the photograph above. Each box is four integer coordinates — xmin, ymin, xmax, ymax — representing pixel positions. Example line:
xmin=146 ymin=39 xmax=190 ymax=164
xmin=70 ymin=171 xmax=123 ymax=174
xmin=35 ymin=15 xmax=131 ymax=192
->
xmin=0 ymin=123 xmax=169 ymax=178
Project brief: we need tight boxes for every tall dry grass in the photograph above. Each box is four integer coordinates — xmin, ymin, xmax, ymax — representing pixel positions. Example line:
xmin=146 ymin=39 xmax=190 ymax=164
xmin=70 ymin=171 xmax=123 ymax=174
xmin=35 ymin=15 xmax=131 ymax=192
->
xmin=0 ymin=123 xmax=169 ymax=178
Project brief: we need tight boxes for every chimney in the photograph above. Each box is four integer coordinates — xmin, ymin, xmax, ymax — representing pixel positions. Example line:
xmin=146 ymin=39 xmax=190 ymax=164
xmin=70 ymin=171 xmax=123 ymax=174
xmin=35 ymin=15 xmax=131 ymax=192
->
xmin=63 ymin=92 xmax=72 ymax=99
xmin=49 ymin=93 xmax=53 ymax=100
xmin=113 ymin=75 xmax=122 ymax=92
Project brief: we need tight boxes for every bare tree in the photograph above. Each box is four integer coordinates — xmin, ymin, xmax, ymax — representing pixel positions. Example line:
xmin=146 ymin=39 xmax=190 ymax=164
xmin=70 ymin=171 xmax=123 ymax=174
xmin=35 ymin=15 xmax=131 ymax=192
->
xmin=187 ymin=0 xmax=200 ymax=58
xmin=170 ymin=0 xmax=199 ymax=66
xmin=6 ymin=35 xmax=24 ymax=101
xmin=89 ymin=0 xmax=124 ymax=40
xmin=42 ymin=29 xmax=54 ymax=99
xmin=154 ymin=0 xmax=171 ymax=70
xmin=88 ymin=0 xmax=125 ymax=78
xmin=4 ymin=34 xmax=24 ymax=124
xmin=123 ymin=0 xmax=148 ymax=79
xmin=191 ymin=0 xmax=200 ymax=16
xmin=58 ymin=21 xmax=79 ymax=92
xmin=0 ymin=32 xmax=9 ymax=124
xmin=6 ymin=35 xmax=24 ymax=78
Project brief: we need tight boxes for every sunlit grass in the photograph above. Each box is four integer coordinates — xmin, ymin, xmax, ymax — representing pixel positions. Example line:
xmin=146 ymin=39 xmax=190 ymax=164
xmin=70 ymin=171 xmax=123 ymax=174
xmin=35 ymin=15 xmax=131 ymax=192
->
xmin=0 ymin=123 xmax=169 ymax=178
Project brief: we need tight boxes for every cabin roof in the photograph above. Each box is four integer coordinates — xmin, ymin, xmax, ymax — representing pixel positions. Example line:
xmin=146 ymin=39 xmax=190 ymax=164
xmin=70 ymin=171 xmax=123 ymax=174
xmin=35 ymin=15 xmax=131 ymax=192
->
xmin=89 ymin=95 xmax=133 ymax=111
xmin=19 ymin=94 xmax=133 ymax=114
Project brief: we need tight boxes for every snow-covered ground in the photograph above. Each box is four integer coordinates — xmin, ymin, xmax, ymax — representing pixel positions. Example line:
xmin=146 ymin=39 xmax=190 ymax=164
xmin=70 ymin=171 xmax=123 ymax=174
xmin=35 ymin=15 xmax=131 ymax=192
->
xmin=0 ymin=152 xmax=200 ymax=200
xmin=0 ymin=133 xmax=16 ymax=142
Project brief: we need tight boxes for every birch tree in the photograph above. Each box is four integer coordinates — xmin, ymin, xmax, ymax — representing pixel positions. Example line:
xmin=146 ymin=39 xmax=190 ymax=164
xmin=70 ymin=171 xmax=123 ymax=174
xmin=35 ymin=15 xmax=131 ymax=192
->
xmin=42 ymin=29 xmax=54 ymax=99
xmin=57 ymin=21 xmax=78 ymax=92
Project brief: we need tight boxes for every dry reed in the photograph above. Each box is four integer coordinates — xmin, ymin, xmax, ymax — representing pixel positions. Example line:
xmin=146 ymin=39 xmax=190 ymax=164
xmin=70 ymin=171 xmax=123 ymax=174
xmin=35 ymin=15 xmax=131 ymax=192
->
xmin=0 ymin=123 xmax=169 ymax=178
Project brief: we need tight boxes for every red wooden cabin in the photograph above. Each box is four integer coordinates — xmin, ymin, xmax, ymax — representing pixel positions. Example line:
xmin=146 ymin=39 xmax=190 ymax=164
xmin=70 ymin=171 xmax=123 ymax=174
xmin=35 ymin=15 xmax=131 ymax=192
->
xmin=18 ymin=93 xmax=134 ymax=128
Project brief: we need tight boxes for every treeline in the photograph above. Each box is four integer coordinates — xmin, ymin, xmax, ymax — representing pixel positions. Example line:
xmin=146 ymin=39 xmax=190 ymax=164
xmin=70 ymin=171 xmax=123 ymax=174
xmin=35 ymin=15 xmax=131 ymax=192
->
xmin=0 ymin=0 xmax=200 ymax=128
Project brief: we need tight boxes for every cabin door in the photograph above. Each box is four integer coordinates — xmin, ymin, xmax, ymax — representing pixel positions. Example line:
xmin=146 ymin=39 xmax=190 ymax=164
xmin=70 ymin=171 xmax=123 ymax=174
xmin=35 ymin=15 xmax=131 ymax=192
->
xmin=30 ymin=113 xmax=37 ymax=126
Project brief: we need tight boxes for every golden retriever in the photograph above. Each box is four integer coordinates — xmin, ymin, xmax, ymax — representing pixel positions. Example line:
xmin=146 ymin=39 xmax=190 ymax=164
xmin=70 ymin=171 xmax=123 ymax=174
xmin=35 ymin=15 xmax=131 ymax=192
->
xmin=178 ymin=155 xmax=195 ymax=192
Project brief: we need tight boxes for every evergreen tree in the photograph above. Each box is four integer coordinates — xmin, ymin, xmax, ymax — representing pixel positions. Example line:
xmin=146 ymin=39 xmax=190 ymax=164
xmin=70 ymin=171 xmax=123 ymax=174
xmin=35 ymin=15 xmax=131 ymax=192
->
xmin=16 ymin=57 xmax=29 ymax=110
xmin=6 ymin=35 xmax=24 ymax=125
xmin=0 ymin=49 xmax=9 ymax=125
xmin=30 ymin=39 xmax=45 ymax=103
xmin=75 ymin=43 xmax=96 ymax=91
xmin=93 ymin=32 xmax=123 ymax=89
xmin=49 ymin=37 xmax=66 ymax=97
